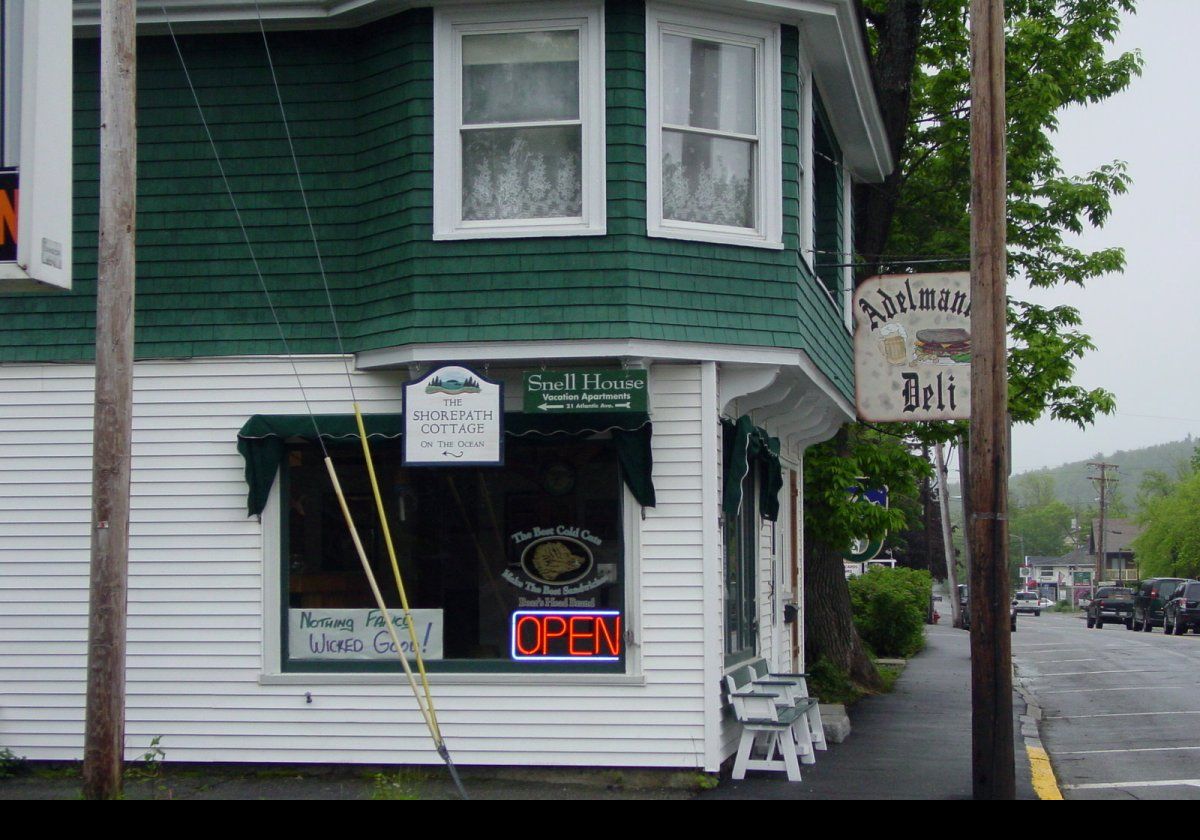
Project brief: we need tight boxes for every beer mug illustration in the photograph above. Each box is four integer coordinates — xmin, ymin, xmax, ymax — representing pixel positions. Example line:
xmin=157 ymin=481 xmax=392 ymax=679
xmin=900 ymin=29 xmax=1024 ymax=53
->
xmin=879 ymin=324 xmax=909 ymax=365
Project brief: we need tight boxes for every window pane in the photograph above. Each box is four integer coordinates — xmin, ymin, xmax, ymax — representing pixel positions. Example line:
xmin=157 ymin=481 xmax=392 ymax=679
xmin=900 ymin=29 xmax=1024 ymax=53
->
xmin=463 ymin=125 xmax=582 ymax=220
xmin=285 ymin=438 xmax=625 ymax=669
xmin=662 ymin=130 xmax=755 ymax=228
xmin=662 ymin=33 xmax=755 ymax=135
xmin=462 ymin=31 xmax=580 ymax=124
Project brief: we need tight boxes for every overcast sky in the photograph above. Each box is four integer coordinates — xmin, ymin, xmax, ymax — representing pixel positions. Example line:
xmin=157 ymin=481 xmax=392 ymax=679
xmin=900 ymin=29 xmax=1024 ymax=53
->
xmin=1009 ymin=0 xmax=1199 ymax=475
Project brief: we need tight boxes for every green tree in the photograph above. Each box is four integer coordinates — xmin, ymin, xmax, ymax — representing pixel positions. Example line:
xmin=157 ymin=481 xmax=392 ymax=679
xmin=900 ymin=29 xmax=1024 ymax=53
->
xmin=1133 ymin=473 xmax=1200 ymax=579
xmin=805 ymin=0 xmax=1139 ymax=687
xmin=1009 ymin=497 xmax=1073 ymax=565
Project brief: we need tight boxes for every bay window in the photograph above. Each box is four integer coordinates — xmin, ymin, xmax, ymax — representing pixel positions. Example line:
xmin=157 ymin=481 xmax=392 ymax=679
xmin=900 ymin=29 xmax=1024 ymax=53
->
xmin=433 ymin=3 xmax=606 ymax=239
xmin=646 ymin=5 xmax=781 ymax=248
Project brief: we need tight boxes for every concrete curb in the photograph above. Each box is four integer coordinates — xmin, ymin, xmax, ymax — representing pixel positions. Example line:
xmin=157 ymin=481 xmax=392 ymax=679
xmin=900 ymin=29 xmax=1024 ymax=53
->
xmin=1014 ymin=676 xmax=1064 ymax=800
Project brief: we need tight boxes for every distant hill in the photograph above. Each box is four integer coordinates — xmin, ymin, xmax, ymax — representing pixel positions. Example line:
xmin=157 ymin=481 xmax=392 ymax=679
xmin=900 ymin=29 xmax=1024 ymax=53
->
xmin=951 ymin=436 xmax=1197 ymax=511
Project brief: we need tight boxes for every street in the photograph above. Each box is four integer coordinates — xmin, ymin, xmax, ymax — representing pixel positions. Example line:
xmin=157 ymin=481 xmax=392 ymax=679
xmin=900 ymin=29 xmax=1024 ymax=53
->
xmin=1015 ymin=610 xmax=1200 ymax=799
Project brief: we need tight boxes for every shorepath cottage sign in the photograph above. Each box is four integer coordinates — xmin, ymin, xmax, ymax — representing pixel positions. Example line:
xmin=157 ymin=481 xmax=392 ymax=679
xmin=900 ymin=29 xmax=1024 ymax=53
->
xmin=523 ymin=369 xmax=647 ymax=413
xmin=854 ymin=272 xmax=972 ymax=422
xmin=403 ymin=364 xmax=503 ymax=465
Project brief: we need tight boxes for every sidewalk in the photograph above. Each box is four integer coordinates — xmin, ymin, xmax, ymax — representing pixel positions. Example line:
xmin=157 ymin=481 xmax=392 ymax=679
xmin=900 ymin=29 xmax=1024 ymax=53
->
xmin=1 ymin=623 xmax=1037 ymax=800
xmin=699 ymin=623 xmax=1038 ymax=800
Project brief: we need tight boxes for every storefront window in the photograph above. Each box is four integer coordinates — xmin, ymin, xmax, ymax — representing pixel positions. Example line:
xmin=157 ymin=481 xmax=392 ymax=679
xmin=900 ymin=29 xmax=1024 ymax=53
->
xmin=280 ymin=435 xmax=626 ymax=673
xmin=724 ymin=468 xmax=757 ymax=663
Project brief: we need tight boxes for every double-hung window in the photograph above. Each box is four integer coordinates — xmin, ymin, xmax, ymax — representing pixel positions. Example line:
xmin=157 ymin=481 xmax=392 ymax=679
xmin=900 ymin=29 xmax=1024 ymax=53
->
xmin=433 ymin=3 xmax=606 ymax=239
xmin=646 ymin=5 xmax=781 ymax=249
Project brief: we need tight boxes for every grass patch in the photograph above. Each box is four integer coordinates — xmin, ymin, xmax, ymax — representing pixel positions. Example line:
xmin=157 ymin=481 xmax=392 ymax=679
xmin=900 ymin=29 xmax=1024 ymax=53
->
xmin=370 ymin=769 xmax=423 ymax=800
xmin=1053 ymin=600 xmax=1076 ymax=613
xmin=809 ymin=655 xmax=907 ymax=706
xmin=0 ymin=748 xmax=27 ymax=779
xmin=875 ymin=661 xmax=904 ymax=693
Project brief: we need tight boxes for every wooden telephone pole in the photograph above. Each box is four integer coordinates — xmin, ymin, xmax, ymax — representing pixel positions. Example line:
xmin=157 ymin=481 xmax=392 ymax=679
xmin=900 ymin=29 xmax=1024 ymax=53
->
xmin=1088 ymin=462 xmax=1119 ymax=582
xmin=967 ymin=0 xmax=1015 ymax=800
xmin=82 ymin=0 xmax=137 ymax=800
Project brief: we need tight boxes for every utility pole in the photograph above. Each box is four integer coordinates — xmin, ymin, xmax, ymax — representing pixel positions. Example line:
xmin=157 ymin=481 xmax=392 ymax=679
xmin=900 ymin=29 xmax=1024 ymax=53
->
xmin=1088 ymin=462 xmax=1118 ymax=583
xmin=967 ymin=0 xmax=1014 ymax=800
xmin=82 ymin=0 xmax=137 ymax=801
xmin=935 ymin=442 xmax=961 ymax=628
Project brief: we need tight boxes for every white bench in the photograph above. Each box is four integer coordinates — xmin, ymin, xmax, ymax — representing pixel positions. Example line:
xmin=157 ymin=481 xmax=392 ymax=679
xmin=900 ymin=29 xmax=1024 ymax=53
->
xmin=724 ymin=662 xmax=820 ymax=782
xmin=747 ymin=659 xmax=828 ymax=753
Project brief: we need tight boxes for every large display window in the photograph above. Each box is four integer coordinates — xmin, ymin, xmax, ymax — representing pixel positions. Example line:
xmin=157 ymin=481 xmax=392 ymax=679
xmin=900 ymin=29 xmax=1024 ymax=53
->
xmin=239 ymin=414 xmax=650 ymax=674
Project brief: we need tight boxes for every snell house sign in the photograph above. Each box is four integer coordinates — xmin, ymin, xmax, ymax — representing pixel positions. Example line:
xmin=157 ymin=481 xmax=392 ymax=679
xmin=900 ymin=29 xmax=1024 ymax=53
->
xmin=854 ymin=272 xmax=972 ymax=422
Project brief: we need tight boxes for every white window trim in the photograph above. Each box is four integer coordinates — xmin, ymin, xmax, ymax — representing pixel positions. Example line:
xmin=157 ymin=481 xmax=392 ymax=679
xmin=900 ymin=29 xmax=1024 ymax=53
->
xmin=432 ymin=2 xmax=606 ymax=241
xmin=0 ymin=0 xmax=72 ymax=291
xmin=645 ymin=4 xmax=782 ymax=250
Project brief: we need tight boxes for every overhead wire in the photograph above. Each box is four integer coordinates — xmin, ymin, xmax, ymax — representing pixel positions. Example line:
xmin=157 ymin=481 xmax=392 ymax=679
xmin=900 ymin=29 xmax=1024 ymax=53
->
xmin=161 ymin=3 xmax=466 ymax=797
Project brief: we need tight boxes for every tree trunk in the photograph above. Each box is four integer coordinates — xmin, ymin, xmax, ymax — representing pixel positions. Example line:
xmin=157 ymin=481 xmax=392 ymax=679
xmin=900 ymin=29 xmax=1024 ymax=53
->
xmin=854 ymin=0 xmax=926 ymax=266
xmin=805 ymin=536 xmax=882 ymax=690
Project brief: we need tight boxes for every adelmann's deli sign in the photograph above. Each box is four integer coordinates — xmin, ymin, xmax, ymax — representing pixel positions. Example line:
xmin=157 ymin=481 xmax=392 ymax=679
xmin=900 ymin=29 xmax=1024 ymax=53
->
xmin=854 ymin=272 xmax=971 ymax=422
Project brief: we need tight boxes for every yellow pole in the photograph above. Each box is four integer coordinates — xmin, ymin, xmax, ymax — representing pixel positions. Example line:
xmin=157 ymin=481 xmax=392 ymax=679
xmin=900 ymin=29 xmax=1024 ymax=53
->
xmin=352 ymin=405 xmax=441 ymax=735
xmin=323 ymin=456 xmax=440 ymax=743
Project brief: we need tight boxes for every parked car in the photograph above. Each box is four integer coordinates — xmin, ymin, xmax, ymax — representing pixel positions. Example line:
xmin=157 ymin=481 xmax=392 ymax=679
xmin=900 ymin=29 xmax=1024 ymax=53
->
xmin=1163 ymin=581 xmax=1200 ymax=635
xmin=1085 ymin=586 xmax=1133 ymax=629
xmin=1012 ymin=591 xmax=1041 ymax=616
xmin=1133 ymin=578 xmax=1194 ymax=631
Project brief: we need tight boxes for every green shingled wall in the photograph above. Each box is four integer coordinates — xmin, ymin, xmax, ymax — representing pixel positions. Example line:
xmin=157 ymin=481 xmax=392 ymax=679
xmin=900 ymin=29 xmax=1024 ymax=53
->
xmin=0 ymin=0 xmax=853 ymax=400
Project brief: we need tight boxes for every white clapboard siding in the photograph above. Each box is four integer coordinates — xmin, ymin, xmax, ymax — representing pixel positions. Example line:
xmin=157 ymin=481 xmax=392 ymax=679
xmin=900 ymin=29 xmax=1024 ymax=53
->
xmin=0 ymin=358 xmax=710 ymax=768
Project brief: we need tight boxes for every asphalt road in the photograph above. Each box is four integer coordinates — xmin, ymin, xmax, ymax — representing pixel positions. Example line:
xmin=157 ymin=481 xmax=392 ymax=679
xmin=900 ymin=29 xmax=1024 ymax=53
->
xmin=1014 ymin=610 xmax=1200 ymax=799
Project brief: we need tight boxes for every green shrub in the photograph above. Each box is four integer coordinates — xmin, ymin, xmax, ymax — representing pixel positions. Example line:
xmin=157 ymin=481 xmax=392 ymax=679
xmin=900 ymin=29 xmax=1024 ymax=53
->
xmin=847 ymin=566 xmax=931 ymax=658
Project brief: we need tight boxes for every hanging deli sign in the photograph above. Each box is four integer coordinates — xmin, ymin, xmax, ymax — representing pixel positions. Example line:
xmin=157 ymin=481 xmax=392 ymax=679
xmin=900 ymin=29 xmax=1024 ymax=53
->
xmin=288 ymin=608 xmax=443 ymax=661
xmin=523 ymin=369 xmax=647 ymax=413
xmin=854 ymin=272 xmax=971 ymax=422
xmin=403 ymin=365 xmax=502 ymax=465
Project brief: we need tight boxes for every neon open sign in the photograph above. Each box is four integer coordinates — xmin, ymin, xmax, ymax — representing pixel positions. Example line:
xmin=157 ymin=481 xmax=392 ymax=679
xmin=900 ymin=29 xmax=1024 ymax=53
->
xmin=510 ymin=610 xmax=622 ymax=661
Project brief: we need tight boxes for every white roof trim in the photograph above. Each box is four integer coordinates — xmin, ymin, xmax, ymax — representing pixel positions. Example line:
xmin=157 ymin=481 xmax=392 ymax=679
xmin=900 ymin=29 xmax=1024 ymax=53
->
xmin=355 ymin=337 xmax=856 ymax=421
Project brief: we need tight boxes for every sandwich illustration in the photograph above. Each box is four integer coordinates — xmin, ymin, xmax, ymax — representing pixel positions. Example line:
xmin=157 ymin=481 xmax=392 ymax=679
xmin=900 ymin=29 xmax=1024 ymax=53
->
xmin=913 ymin=328 xmax=971 ymax=363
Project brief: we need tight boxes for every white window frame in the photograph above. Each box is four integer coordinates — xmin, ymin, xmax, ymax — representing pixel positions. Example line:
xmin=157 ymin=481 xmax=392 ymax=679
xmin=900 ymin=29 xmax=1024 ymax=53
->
xmin=646 ymin=4 xmax=782 ymax=250
xmin=432 ymin=2 xmax=606 ymax=241
xmin=260 ymin=430 xmax=644 ymax=682
xmin=0 ymin=0 xmax=72 ymax=291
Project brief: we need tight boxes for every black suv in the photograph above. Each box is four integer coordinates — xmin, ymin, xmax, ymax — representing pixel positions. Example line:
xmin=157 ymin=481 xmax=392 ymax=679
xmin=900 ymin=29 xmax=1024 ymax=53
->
xmin=1133 ymin=577 xmax=1194 ymax=631
xmin=1163 ymin=581 xmax=1200 ymax=635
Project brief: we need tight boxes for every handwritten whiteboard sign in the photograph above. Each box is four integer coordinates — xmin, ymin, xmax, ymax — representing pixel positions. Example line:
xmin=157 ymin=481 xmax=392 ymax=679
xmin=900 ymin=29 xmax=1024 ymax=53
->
xmin=288 ymin=608 xmax=443 ymax=661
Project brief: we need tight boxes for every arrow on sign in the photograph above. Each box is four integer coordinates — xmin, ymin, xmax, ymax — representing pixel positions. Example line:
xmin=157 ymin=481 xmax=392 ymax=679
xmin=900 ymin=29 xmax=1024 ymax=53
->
xmin=538 ymin=403 xmax=566 ymax=411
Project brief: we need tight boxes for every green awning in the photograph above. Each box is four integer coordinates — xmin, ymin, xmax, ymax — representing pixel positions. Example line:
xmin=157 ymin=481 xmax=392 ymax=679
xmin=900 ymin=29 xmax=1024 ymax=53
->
xmin=722 ymin=414 xmax=783 ymax=522
xmin=237 ymin=411 xmax=655 ymax=517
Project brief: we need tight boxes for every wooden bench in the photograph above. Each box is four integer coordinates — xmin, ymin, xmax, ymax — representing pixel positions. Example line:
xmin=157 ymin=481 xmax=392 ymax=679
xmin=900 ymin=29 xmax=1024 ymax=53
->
xmin=724 ymin=663 xmax=819 ymax=781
